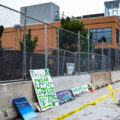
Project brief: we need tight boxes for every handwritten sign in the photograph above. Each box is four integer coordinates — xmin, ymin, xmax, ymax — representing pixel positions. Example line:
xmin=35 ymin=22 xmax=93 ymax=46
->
xmin=56 ymin=90 xmax=74 ymax=105
xmin=30 ymin=69 xmax=59 ymax=111
xmin=13 ymin=97 xmax=37 ymax=120
xmin=71 ymin=84 xmax=94 ymax=98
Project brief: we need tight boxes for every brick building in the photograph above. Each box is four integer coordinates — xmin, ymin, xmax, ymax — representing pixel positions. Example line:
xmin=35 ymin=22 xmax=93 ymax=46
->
xmin=79 ymin=15 xmax=120 ymax=50
xmin=1 ymin=15 xmax=120 ymax=52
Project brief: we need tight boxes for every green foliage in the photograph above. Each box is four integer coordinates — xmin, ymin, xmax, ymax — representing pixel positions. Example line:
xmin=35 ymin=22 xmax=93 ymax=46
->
xmin=20 ymin=29 xmax=38 ymax=52
xmin=0 ymin=25 xmax=4 ymax=49
xmin=98 ymin=36 xmax=106 ymax=43
xmin=59 ymin=17 xmax=93 ymax=52
xmin=61 ymin=17 xmax=86 ymax=35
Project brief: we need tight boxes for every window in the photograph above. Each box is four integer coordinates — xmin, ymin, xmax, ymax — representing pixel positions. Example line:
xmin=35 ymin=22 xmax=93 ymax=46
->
xmin=55 ymin=11 xmax=59 ymax=21
xmin=112 ymin=10 xmax=118 ymax=15
xmin=116 ymin=29 xmax=119 ymax=44
xmin=91 ymin=28 xmax=112 ymax=43
xmin=97 ymin=32 xmax=103 ymax=39
xmin=97 ymin=29 xmax=102 ymax=32
xmin=103 ymin=32 xmax=112 ymax=38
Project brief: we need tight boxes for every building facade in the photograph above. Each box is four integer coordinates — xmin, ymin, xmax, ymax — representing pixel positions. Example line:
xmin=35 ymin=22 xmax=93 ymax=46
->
xmin=20 ymin=2 xmax=60 ymax=25
xmin=1 ymin=16 xmax=120 ymax=52
xmin=79 ymin=16 xmax=120 ymax=50
xmin=105 ymin=0 xmax=120 ymax=16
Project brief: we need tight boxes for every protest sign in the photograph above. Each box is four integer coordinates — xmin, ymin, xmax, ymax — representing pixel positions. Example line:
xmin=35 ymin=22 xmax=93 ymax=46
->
xmin=56 ymin=90 xmax=74 ymax=105
xmin=30 ymin=69 xmax=59 ymax=111
xmin=66 ymin=63 xmax=74 ymax=75
xmin=34 ymin=103 xmax=41 ymax=112
xmin=71 ymin=84 xmax=94 ymax=98
xmin=13 ymin=97 xmax=37 ymax=120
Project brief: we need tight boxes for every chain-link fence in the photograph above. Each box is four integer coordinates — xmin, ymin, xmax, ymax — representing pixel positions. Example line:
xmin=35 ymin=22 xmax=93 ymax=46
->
xmin=0 ymin=4 xmax=120 ymax=82
xmin=47 ymin=47 xmax=111 ymax=76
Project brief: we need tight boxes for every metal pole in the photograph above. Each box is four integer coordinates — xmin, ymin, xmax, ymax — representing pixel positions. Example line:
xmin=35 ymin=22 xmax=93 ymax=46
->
xmin=87 ymin=28 xmax=90 ymax=72
xmin=119 ymin=31 xmax=120 ymax=70
xmin=74 ymin=52 xmax=77 ymax=73
xmin=62 ymin=51 xmax=65 ymax=75
xmin=115 ymin=49 xmax=117 ymax=70
xmin=104 ymin=55 xmax=106 ymax=70
xmin=45 ymin=23 xmax=47 ymax=69
xmin=108 ymin=45 xmax=111 ymax=71
xmin=57 ymin=28 xmax=60 ymax=76
xmin=118 ymin=51 xmax=119 ymax=70
xmin=117 ymin=50 xmax=118 ymax=70
xmin=102 ymin=41 xmax=104 ymax=71
xmin=23 ymin=7 xmax=27 ymax=80
xmin=93 ymin=54 xmax=95 ymax=72
xmin=92 ymin=41 xmax=94 ymax=72
xmin=30 ymin=56 xmax=32 ymax=70
xmin=78 ymin=31 xmax=80 ymax=73
xmin=117 ymin=50 xmax=119 ymax=70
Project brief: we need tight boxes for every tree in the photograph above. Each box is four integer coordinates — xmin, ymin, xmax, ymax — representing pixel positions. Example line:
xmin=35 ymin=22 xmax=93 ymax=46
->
xmin=59 ymin=17 xmax=93 ymax=52
xmin=98 ymin=36 xmax=106 ymax=43
xmin=20 ymin=29 xmax=38 ymax=52
xmin=0 ymin=25 xmax=4 ymax=49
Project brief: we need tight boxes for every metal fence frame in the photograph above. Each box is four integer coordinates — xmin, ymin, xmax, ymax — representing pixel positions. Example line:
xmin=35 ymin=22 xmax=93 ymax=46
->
xmin=0 ymin=4 xmax=120 ymax=81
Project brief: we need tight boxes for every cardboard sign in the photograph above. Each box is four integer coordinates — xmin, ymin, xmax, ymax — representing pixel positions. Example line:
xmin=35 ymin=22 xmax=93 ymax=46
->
xmin=13 ymin=97 xmax=37 ymax=120
xmin=56 ymin=90 xmax=74 ymax=105
xmin=66 ymin=63 xmax=74 ymax=75
xmin=71 ymin=84 xmax=94 ymax=98
xmin=34 ymin=103 xmax=41 ymax=112
xmin=30 ymin=69 xmax=59 ymax=111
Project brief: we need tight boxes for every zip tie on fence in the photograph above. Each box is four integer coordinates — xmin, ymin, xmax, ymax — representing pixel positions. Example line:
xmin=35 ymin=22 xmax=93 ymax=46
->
xmin=54 ymin=84 xmax=120 ymax=120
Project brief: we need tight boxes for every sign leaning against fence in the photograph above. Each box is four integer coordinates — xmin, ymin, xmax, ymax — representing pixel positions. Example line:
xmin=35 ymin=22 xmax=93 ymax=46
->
xmin=66 ymin=63 xmax=75 ymax=75
xmin=30 ymin=69 xmax=59 ymax=111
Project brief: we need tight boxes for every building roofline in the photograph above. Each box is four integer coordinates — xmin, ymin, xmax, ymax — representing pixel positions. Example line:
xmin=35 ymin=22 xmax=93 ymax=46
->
xmin=77 ymin=15 xmax=119 ymax=21
xmin=104 ymin=0 xmax=120 ymax=4
xmin=82 ymin=13 xmax=104 ymax=18
xmin=21 ymin=2 xmax=59 ymax=9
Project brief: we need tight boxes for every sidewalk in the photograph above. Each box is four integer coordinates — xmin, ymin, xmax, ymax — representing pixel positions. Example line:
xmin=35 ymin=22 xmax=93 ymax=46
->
xmin=33 ymin=82 xmax=120 ymax=120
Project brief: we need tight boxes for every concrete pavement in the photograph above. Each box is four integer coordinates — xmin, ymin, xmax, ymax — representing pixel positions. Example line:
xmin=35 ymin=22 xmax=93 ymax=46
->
xmin=32 ymin=82 xmax=120 ymax=120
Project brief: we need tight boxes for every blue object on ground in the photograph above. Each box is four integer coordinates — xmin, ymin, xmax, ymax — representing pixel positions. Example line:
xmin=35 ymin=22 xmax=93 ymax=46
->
xmin=13 ymin=97 xmax=37 ymax=120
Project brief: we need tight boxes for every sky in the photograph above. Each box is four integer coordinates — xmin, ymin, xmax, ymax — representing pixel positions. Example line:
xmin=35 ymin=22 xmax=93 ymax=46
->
xmin=0 ymin=0 xmax=112 ymax=17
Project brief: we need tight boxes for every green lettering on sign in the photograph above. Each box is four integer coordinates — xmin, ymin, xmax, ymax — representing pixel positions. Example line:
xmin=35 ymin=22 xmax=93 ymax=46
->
xmin=30 ymin=69 xmax=59 ymax=111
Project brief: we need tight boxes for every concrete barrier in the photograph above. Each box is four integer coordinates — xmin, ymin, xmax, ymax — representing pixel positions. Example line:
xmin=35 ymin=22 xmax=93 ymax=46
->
xmin=111 ymin=71 xmax=120 ymax=83
xmin=91 ymin=72 xmax=104 ymax=89
xmin=103 ymin=72 xmax=111 ymax=85
xmin=0 ymin=81 xmax=37 ymax=120
xmin=0 ymin=111 xmax=5 ymax=120
xmin=91 ymin=72 xmax=112 ymax=89
xmin=52 ymin=74 xmax=91 ymax=92
xmin=1 ymin=71 xmax=120 ymax=119
xmin=0 ymin=74 xmax=91 ymax=119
